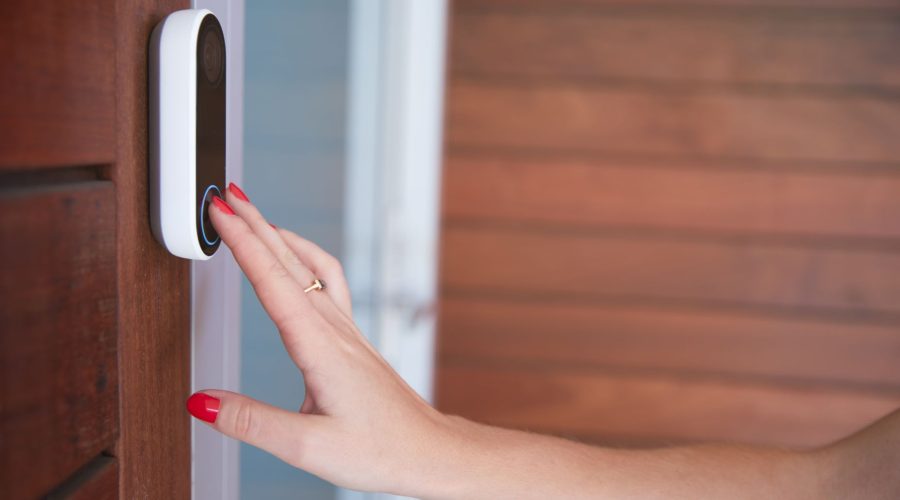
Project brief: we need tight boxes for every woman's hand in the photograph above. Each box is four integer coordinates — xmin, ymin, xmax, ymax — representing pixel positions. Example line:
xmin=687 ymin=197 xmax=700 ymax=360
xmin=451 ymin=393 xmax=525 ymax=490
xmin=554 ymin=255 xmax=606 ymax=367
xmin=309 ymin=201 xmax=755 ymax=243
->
xmin=191 ymin=183 xmax=900 ymax=500
xmin=191 ymin=183 xmax=454 ymax=497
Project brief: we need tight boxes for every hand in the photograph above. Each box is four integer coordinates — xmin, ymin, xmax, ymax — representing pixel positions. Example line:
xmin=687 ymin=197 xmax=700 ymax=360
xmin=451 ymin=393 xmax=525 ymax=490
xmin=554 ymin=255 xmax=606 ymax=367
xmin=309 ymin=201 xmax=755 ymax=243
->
xmin=190 ymin=183 xmax=453 ymax=496
xmin=191 ymin=183 xmax=877 ymax=500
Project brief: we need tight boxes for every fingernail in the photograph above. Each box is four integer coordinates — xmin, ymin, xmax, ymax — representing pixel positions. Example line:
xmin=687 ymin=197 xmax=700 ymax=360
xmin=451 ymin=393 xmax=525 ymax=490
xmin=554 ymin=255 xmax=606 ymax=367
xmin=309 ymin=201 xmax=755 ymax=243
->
xmin=211 ymin=195 xmax=236 ymax=215
xmin=270 ymin=223 xmax=277 ymax=230
xmin=228 ymin=182 xmax=250 ymax=202
xmin=187 ymin=393 xmax=220 ymax=423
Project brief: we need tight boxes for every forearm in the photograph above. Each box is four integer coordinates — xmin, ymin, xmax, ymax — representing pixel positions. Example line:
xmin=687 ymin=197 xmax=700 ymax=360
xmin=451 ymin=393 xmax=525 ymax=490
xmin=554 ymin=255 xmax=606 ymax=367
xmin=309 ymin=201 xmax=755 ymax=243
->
xmin=413 ymin=415 xmax=822 ymax=500
xmin=816 ymin=408 xmax=900 ymax=499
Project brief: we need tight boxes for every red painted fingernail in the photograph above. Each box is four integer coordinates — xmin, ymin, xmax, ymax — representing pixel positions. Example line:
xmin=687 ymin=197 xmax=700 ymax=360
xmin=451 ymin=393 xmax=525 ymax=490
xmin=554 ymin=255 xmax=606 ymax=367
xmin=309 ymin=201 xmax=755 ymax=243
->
xmin=211 ymin=195 xmax=236 ymax=215
xmin=228 ymin=182 xmax=250 ymax=202
xmin=270 ymin=223 xmax=277 ymax=230
xmin=187 ymin=393 xmax=220 ymax=423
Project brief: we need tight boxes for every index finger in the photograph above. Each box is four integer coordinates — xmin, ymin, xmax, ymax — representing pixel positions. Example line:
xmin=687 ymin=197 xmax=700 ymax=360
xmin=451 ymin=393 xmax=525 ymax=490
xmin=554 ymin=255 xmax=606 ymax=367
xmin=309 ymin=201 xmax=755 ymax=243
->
xmin=209 ymin=196 xmax=327 ymax=362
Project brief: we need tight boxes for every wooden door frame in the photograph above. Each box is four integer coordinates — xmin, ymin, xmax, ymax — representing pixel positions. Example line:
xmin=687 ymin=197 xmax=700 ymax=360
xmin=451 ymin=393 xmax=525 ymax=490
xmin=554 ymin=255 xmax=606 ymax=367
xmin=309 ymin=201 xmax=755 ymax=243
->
xmin=114 ymin=1 xmax=191 ymax=498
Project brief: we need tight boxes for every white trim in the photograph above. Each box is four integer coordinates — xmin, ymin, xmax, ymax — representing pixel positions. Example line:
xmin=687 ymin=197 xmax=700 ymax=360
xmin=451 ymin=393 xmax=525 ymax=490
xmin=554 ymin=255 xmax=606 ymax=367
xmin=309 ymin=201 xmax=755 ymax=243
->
xmin=342 ymin=1 xmax=448 ymax=499
xmin=343 ymin=0 xmax=383 ymax=349
xmin=191 ymin=1 xmax=243 ymax=499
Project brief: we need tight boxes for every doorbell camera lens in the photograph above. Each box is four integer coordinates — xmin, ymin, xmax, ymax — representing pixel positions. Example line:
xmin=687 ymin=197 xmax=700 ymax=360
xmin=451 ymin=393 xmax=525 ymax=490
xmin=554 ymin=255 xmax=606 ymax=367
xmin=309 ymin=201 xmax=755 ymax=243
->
xmin=201 ymin=25 xmax=224 ymax=85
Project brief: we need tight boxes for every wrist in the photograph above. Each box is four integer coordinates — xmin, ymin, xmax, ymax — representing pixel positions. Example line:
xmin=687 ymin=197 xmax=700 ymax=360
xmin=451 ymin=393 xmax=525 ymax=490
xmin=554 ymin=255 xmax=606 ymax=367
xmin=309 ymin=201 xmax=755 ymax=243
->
xmin=390 ymin=411 xmax=487 ymax=499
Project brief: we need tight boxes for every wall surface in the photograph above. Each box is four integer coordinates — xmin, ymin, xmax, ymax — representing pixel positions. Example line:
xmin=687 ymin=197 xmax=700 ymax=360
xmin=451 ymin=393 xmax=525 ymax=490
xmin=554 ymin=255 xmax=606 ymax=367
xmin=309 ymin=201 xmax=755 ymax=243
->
xmin=436 ymin=0 xmax=900 ymax=448
xmin=242 ymin=1 xmax=349 ymax=498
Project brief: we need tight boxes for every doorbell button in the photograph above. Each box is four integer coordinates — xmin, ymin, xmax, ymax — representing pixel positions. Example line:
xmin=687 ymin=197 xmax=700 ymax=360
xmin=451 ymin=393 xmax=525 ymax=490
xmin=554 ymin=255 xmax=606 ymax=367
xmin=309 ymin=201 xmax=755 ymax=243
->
xmin=199 ymin=184 xmax=221 ymax=246
xmin=149 ymin=9 xmax=226 ymax=260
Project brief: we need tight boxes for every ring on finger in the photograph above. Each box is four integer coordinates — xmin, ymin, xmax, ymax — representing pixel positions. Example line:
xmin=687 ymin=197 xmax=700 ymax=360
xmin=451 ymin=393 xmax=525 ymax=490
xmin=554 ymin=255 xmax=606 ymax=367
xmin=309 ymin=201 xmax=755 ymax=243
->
xmin=303 ymin=279 xmax=327 ymax=293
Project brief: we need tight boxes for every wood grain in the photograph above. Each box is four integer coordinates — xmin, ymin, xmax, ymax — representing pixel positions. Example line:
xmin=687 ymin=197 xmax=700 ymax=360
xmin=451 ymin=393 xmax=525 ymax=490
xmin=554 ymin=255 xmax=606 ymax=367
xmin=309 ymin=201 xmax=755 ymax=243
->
xmin=442 ymin=157 xmax=900 ymax=239
xmin=440 ymin=0 xmax=900 ymax=453
xmin=441 ymin=226 xmax=900 ymax=315
xmin=446 ymin=81 xmax=900 ymax=163
xmin=436 ymin=364 xmax=900 ymax=448
xmin=46 ymin=456 xmax=118 ymax=500
xmin=0 ymin=183 xmax=117 ymax=499
xmin=451 ymin=12 xmax=900 ymax=88
xmin=112 ymin=1 xmax=191 ymax=498
xmin=439 ymin=297 xmax=900 ymax=387
xmin=0 ymin=1 xmax=115 ymax=169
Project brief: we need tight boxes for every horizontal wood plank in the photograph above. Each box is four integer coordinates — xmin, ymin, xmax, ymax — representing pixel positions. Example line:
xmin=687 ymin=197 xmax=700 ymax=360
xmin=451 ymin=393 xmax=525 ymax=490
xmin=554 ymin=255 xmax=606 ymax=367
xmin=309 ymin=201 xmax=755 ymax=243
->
xmin=440 ymin=226 xmax=900 ymax=315
xmin=0 ymin=182 xmax=118 ymax=499
xmin=436 ymin=364 xmax=900 ymax=447
xmin=0 ymin=1 xmax=115 ymax=169
xmin=439 ymin=297 xmax=900 ymax=387
xmin=446 ymin=81 xmax=900 ymax=163
xmin=442 ymin=157 xmax=900 ymax=239
xmin=46 ymin=456 xmax=117 ymax=500
xmin=451 ymin=11 xmax=900 ymax=88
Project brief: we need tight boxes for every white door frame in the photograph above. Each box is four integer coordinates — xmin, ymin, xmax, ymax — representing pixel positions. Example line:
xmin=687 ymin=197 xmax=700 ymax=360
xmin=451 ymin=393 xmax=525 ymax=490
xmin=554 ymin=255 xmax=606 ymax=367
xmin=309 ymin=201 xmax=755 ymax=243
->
xmin=191 ymin=1 xmax=244 ymax=499
xmin=342 ymin=1 xmax=448 ymax=499
xmin=345 ymin=0 xmax=447 ymax=411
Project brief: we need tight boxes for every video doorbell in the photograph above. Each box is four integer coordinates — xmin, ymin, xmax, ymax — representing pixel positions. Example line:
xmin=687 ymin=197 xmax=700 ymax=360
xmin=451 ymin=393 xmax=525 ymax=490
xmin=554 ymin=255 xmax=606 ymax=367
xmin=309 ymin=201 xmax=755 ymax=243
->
xmin=150 ymin=9 xmax=226 ymax=260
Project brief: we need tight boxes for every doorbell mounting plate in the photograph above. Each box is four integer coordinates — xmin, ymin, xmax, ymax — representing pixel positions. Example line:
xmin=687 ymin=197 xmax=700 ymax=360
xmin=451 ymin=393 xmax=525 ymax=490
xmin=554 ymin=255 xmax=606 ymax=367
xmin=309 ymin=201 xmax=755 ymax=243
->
xmin=150 ymin=9 xmax=226 ymax=260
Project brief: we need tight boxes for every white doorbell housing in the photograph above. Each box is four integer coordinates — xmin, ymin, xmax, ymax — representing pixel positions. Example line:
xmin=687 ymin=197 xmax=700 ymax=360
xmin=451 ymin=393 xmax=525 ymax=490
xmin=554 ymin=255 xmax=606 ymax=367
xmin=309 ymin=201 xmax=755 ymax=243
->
xmin=150 ymin=9 xmax=226 ymax=260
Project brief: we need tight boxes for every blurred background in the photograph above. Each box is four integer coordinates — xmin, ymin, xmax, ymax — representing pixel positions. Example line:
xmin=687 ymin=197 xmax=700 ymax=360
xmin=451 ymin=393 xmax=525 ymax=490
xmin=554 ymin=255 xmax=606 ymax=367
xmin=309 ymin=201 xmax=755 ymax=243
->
xmin=241 ymin=1 xmax=349 ymax=498
xmin=245 ymin=0 xmax=900 ymax=497
xmin=2 ymin=0 xmax=899 ymax=498
xmin=437 ymin=0 xmax=900 ymax=446
xmin=240 ymin=1 xmax=445 ymax=498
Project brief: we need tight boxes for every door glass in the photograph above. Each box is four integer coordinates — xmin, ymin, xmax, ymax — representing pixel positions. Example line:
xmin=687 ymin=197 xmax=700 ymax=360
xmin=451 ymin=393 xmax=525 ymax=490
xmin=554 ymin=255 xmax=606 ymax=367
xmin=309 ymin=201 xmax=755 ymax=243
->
xmin=242 ymin=1 xmax=349 ymax=498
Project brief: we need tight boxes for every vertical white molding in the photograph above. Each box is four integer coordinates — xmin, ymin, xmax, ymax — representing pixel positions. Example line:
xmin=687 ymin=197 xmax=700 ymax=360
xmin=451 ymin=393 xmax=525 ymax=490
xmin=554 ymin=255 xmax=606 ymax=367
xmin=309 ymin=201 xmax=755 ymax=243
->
xmin=191 ymin=1 xmax=244 ymax=499
xmin=374 ymin=0 xmax=447 ymax=406
xmin=344 ymin=0 xmax=383 ymax=348
xmin=343 ymin=1 xmax=448 ymax=499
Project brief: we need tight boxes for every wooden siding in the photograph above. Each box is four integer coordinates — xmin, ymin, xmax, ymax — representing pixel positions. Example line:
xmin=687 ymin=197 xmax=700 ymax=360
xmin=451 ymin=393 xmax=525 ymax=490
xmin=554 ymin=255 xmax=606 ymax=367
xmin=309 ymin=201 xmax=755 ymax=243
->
xmin=435 ymin=0 xmax=900 ymax=448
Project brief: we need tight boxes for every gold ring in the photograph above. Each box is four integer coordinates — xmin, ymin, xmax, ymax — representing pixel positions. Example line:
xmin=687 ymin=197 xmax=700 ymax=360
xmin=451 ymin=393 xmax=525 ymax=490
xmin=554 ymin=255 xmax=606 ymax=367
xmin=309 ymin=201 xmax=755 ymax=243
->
xmin=303 ymin=279 xmax=327 ymax=293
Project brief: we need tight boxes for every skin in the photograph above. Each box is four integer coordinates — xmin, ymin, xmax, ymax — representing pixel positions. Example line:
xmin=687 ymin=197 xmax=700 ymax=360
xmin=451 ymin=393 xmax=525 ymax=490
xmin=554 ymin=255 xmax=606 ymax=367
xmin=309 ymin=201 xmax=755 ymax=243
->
xmin=201 ymin=187 xmax=900 ymax=499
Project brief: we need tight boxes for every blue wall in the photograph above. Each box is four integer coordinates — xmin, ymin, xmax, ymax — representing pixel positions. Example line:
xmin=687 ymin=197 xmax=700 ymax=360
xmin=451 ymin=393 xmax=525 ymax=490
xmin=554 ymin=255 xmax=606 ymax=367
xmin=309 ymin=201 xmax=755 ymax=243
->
xmin=242 ymin=1 xmax=349 ymax=498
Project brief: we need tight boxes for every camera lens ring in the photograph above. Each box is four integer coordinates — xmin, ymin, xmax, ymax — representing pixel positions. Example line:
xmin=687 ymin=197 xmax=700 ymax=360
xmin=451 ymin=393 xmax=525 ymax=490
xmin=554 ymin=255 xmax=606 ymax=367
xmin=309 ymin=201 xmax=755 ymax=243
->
xmin=199 ymin=20 xmax=224 ymax=86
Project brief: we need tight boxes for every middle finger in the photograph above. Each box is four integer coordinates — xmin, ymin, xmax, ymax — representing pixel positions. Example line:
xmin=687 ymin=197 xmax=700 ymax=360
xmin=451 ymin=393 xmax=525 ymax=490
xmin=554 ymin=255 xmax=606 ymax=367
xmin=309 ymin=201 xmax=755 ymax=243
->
xmin=224 ymin=183 xmax=348 ymax=322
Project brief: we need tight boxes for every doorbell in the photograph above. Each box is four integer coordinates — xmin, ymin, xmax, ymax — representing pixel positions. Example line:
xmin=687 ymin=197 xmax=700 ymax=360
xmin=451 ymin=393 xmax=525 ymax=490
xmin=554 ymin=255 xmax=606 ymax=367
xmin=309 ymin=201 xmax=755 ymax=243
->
xmin=150 ymin=9 xmax=226 ymax=260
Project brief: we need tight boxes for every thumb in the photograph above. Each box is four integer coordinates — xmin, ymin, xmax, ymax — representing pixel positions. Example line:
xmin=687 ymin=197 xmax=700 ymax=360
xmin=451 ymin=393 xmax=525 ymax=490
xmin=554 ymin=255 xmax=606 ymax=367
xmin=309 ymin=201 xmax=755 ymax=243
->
xmin=187 ymin=390 xmax=325 ymax=467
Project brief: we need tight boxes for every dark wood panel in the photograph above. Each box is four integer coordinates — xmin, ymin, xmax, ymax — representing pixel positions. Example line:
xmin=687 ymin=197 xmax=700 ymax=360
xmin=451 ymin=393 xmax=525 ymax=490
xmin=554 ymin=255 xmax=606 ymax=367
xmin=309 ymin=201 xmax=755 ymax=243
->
xmin=446 ymin=81 xmax=900 ymax=163
xmin=440 ymin=227 xmax=900 ymax=314
xmin=0 ymin=1 xmax=116 ymax=169
xmin=439 ymin=297 xmax=900 ymax=386
xmin=46 ymin=456 xmax=117 ymax=500
xmin=442 ymin=158 xmax=900 ymax=239
xmin=436 ymin=364 xmax=900 ymax=447
xmin=0 ymin=183 xmax=117 ymax=499
xmin=451 ymin=12 xmax=900 ymax=88
xmin=112 ymin=1 xmax=191 ymax=498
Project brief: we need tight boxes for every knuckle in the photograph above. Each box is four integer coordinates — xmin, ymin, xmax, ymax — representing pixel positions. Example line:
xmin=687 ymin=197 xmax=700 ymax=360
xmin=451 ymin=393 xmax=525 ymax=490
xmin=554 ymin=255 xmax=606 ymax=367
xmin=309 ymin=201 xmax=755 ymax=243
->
xmin=226 ymin=228 xmax=253 ymax=256
xmin=280 ymin=247 xmax=303 ymax=269
xmin=265 ymin=260 xmax=291 ymax=281
xmin=323 ymin=255 xmax=343 ymax=276
xmin=232 ymin=401 xmax=259 ymax=441
xmin=293 ymin=431 xmax=316 ymax=469
xmin=273 ymin=307 xmax=307 ymax=336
